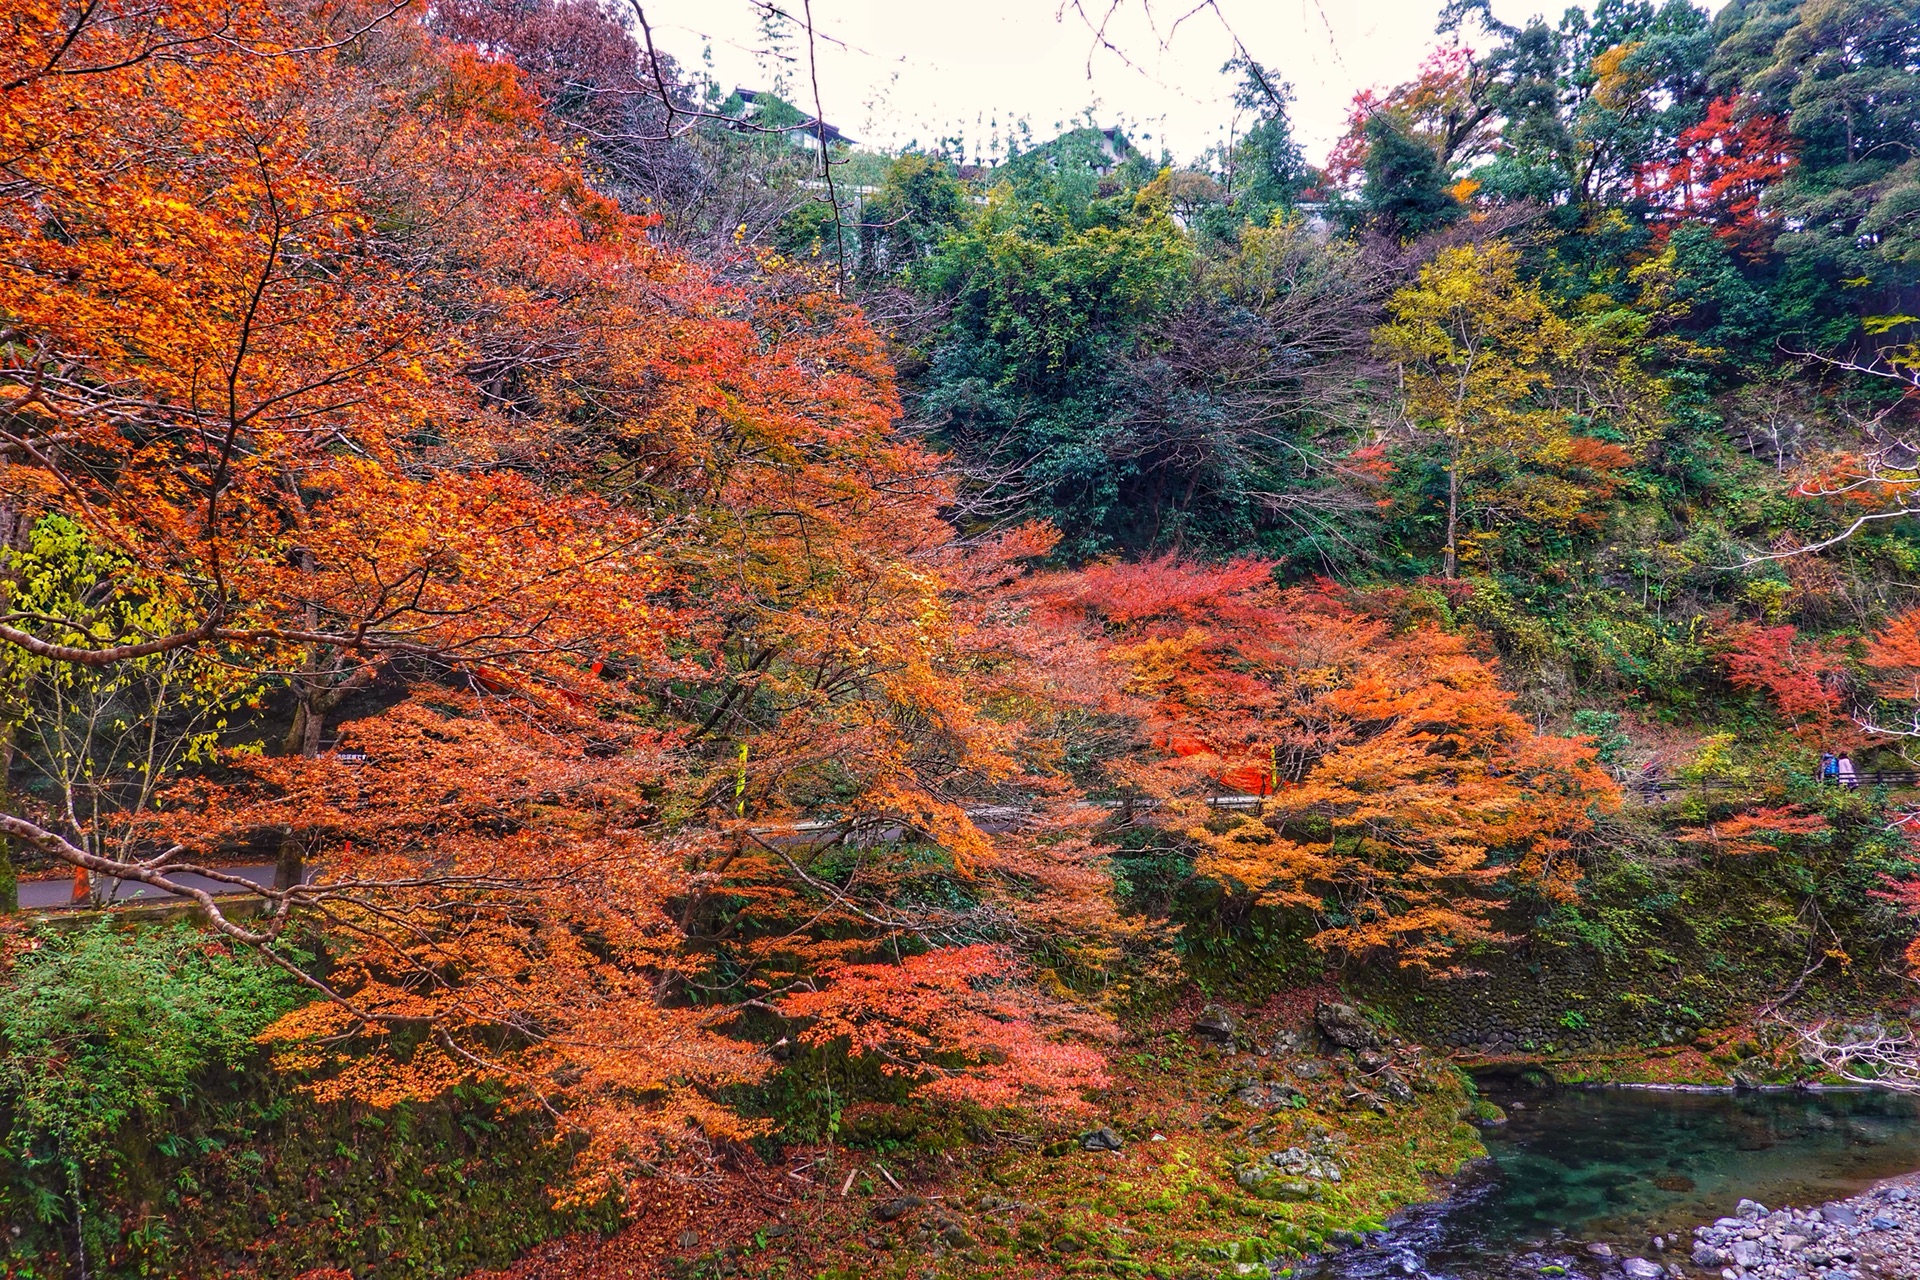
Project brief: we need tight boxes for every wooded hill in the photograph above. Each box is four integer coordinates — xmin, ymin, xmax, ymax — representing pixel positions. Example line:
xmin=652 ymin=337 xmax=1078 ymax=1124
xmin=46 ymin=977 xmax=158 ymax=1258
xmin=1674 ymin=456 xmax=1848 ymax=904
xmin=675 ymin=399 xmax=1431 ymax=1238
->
xmin=2 ymin=0 xmax=1919 ymax=1276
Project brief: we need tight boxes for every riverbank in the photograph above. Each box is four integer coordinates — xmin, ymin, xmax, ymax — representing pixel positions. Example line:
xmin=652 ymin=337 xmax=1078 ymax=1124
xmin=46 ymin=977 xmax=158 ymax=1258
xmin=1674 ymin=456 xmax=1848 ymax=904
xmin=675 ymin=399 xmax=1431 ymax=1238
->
xmin=1685 ymin=1172 xmax=1920 ymax=1280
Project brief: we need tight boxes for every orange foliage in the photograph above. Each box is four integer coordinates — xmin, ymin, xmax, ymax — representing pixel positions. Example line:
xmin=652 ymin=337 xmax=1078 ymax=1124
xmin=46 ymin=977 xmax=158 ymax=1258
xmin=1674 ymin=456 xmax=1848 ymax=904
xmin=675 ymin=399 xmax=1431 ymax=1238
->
xmin=779 ymin=946 xmax=1114 ymax=1116
xmin=0 ymin=0 xmax=1120 ymax=1200
xmin=1034 ymin=560 xmax=1618 ymax=973
xmin=1672 ymin=806 xmax=1829 ymax=857
xmin=1865 ymin=608 xmax=1920 ymax=703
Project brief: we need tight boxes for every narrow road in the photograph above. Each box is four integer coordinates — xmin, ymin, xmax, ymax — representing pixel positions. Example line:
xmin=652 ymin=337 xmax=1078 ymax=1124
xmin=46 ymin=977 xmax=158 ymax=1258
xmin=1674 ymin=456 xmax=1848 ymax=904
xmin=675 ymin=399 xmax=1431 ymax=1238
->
xmin=17 ymin=773 xmax=1917 ymax=911
xmin=16 ymin=865 xmax=279 ymax=910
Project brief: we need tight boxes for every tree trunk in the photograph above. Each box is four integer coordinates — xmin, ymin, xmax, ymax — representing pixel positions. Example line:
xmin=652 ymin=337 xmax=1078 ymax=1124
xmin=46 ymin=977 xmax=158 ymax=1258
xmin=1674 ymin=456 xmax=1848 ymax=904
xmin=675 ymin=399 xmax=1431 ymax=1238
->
xmin=0 ymin=502 xmax=26 ymax=913
xmin=0 ymin=727 xmax=15 ymax=913
xmin=283 ymin=698 xmax=311 ymax=757
xmin=283 ymin=679 xmax=328 ymax=756
xmin=299 ymin=694 xmax=326 ymax=756
xmin=274 ymin=827 xmax=304 ymax=891
xmin=1444 ymin=445 xmax=1460 ymax=580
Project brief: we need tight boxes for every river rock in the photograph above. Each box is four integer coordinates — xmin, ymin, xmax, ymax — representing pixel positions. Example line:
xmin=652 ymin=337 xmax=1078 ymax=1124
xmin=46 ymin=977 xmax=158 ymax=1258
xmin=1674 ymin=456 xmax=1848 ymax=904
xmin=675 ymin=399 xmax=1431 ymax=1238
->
xmin=1380 ymin=1070 xmax=1415 ymax=1103
xmin=1194 ymin=1004 xmax=1240 ymax=1046
xmin=1235 ymin=1082 xmax=1302 ymax=1111
xmin=1315 ymin=1002 xmax=1381 ymax=1050
xmin=873 ymin=1195 xmax=927 ymax=1222
xmin=1233 ymin=1164 xmax=1317 ymax=1201
xmin=1675 ymin=1174 xmax=1920 ymax=1280
xmin=1621 ymin=1258 xmax=1663 ymax=1279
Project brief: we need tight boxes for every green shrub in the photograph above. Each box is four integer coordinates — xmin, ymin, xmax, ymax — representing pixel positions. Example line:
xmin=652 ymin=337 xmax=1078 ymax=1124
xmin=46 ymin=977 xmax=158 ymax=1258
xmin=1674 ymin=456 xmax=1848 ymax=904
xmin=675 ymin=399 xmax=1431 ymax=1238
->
xmin=1 ymin=922 xmax=303 ymax=1176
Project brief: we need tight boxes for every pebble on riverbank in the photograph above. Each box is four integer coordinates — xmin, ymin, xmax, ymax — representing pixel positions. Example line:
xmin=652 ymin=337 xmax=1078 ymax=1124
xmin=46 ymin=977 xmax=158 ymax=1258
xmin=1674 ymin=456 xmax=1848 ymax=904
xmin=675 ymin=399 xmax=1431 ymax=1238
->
xmin=1683 ymin=1173 xmax=1920 ymax=1280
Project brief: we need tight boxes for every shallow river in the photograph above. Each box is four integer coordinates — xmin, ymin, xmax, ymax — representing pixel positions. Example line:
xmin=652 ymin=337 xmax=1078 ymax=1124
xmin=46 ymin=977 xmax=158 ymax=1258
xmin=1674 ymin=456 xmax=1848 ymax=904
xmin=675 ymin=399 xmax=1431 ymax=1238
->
xmin=1298 ymin=1086 xmax=1920 ymax=1279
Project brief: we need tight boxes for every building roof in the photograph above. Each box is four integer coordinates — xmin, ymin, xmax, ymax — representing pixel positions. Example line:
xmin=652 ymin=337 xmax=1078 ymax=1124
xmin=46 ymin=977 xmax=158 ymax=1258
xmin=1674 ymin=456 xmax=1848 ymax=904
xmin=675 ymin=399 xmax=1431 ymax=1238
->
xmin=732 ymin=88 xmax=856 ymax=147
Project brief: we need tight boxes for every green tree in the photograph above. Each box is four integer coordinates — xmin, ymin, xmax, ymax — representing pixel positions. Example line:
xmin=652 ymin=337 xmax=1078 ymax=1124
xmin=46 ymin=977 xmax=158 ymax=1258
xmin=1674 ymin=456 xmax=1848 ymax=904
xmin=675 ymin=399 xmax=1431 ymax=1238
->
xmin=1224 ymin=57 xmax=1312 ymax=222
xmin=1477 ymin=17 xmax=1581 ymax=204
xmin=1749 ymin=0 xmax=1920 ymax=177
xmin=858 ymin=152 xmax=971 ymax=280
xmin=1572 ymin=0 xmax=1716 ymax=203
xmin=1362 ymin=111 xmax=1463 ymax=236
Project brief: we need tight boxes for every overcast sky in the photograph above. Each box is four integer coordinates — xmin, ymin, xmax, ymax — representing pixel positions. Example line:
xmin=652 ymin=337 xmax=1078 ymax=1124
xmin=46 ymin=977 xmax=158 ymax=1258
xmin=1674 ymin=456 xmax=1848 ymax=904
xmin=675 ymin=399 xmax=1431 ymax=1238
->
xmin=634 ymin=0 xmax=1729 ymax=168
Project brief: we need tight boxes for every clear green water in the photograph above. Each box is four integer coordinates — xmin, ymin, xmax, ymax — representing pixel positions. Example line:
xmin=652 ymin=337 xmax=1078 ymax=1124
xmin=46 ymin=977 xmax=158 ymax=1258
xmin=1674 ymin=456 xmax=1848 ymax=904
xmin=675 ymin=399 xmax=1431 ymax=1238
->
xmin=1300 ymin=1087 xmax=1920 ymax=1279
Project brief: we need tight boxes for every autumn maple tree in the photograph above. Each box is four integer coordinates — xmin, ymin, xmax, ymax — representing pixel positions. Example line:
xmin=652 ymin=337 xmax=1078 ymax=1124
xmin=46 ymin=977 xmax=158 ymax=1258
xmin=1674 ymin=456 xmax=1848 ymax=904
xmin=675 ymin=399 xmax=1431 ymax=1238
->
xmin=1033 ymin=558 xmax=1618 ymax=973
xmin=1716 ymin=620 xmax=1858 ymax=743
xmin=1635 ymin=96 xmax=1797 ymax=259
xmin=1325 ymin=46 xmax=1499 ymax=191
xmin=0 ymin=0 xmax=1120 ymax=1199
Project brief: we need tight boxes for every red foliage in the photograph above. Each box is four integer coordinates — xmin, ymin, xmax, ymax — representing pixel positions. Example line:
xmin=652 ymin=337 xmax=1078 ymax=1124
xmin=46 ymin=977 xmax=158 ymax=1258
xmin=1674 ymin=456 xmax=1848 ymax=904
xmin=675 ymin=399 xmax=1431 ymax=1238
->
xmin=1636 ymin=97 xmax=1796 ymax=259
xmin=779 ymin=946 xmax=1113 ymax=1116
xmin=1716 ymin=621 xmax=1857 ymax=743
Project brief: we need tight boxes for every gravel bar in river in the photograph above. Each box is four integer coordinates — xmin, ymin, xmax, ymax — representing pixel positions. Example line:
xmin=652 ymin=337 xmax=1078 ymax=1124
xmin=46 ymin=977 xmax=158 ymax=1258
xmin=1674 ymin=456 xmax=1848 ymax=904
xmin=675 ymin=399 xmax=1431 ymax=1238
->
xmin=1681 ymin=1171 xmax=1920 ymax=1280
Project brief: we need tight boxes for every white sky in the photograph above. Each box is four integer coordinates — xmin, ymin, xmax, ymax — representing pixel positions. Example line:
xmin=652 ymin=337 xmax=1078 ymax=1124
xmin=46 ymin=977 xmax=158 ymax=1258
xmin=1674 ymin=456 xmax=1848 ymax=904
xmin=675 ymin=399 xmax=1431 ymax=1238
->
xmin=636 ymin=0 xmax=1728 ymax=168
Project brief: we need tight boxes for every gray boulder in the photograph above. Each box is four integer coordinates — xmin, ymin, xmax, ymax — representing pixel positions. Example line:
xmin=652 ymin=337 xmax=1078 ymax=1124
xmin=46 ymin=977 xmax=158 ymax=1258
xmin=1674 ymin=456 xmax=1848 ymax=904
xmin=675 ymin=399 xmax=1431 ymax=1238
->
xmin=874 ymin=1195 xmax=927 ymax=1222
xmin=1315 ymin=1002 xmax=1381 ymax=1050
xmin=1193 ymin=1004 xmax=1240 ymax=1046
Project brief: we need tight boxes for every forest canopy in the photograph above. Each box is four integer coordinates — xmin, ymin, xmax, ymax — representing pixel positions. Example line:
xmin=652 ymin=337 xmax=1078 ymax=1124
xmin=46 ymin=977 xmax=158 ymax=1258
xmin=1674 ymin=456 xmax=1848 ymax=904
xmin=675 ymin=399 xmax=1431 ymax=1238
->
xmin=5 ymin=0 xmax=1920 ymax=1275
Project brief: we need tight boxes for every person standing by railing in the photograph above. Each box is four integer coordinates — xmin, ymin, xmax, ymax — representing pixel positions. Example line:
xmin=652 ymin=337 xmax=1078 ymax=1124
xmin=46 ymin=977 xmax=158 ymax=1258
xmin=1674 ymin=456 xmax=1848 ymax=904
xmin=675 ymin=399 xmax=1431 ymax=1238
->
xmin=1822 ymin=751 xmax=1839 ymax=785
xmin=1837 ymin=754 xmax=1858 ymax=791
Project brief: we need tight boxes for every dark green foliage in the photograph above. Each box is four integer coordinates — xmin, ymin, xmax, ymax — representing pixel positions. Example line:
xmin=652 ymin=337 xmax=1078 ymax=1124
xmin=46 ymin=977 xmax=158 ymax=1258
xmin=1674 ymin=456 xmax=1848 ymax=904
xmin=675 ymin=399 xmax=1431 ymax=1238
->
xmin=1361 ymin=114 xmax=1461 ymax=237
xmin=1573 ymin=0 xmax=1717 ymax=199
xmin=914 ymin=184 xmax=1195 ymax=553
xmin=1665 ymin=223 xmax=1776 ymax=367
xmin=3 ymin=1071 xmax=616 ymax=1279
xmin=1706 ymin=0 xmax=1920 ymax=334
xmin=1224 ymin=58 xmax=1312 ymax=222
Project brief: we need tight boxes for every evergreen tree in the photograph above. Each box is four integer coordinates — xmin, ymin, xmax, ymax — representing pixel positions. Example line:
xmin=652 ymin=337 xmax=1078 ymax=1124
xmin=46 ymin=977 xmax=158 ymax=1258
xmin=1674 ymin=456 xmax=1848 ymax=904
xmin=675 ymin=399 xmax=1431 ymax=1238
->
xmin=1226 ymin=57 xmax=1312 ymax=221
xmin=1362 ymin=112 xmax=1462 ymax=236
